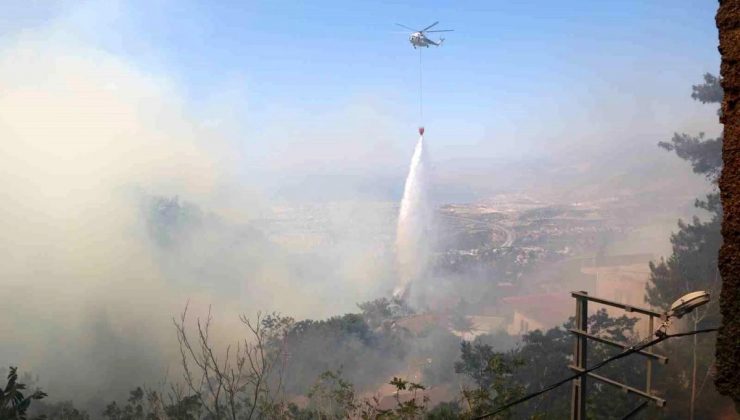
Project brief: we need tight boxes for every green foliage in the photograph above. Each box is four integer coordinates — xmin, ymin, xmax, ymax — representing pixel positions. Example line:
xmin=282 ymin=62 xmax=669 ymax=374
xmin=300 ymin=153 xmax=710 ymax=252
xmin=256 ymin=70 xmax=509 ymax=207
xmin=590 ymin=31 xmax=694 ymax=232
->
xmin=103 ymin=387 xmax=151 ymax=420
xmin=691 ymin=73 xmax=723 ymax=105
xmin=101 ymin=385 xmax=204 ymax=420
xmin=162 ymin=395 xmax=201 ymax=420
xmin=454 ymin=340 xmax=525 ymax=419
xmin=372 ymin=377 xmax=428 ymax=419
xmin=1 ymin=368 xmax=89 ymax=420
xmin=32 ymin=401 xmax=90 ymax=420
xmin=646 ymin=73 xmax=732 ymax=418
xmin=455 ymin=341 xmax=522 ymax=391
xmin=508 ymin=328 xmax=571 ymax=418
xmin=358 ymin=299 xmax=396 ymax=330
xmin=283 ymin=310 xmax=409 ymax=395
xmin=650 ymin=73 xmax=722 ymax=311
xmin=424 ymin=401 xmax=461 ymax=419
xmin=0 ymin=367 xmax=47 ymax=420
xmin=579 ymin=312 xmax=644 ymax=420
xmin=415 ymin=327 xmax=465 ymax=387
xmin=646 ymin=210 xmax=721 ymax=311
xmin=172 ymin=307 xmax=295 ymax=420
xmin=305 ymin=369 xmax=358 ymax=419
xmin=449 ymin=310 xmax=644 ymax=419
xmin=260 ymin=311 xmax=297 ymax=353
xmin=658 ymin=133 xmax=723 ymax=181
xmin=358 ymin=298 xmax=415 ymax=330
xmin=659 ymin=73 xmax=723 ymax=181
xmin=287 ymin=374 xmax=429 ymax=420
xmin=144 ymin=195 xmax=205 ymax=248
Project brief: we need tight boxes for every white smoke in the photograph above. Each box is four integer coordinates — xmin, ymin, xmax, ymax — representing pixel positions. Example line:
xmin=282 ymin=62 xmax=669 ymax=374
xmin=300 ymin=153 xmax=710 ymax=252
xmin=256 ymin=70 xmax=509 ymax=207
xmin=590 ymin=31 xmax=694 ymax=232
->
xmin=0 ymin=22 xmax=400 ymax=405
xmin=394 ymin=136 xmax=432 ymax=299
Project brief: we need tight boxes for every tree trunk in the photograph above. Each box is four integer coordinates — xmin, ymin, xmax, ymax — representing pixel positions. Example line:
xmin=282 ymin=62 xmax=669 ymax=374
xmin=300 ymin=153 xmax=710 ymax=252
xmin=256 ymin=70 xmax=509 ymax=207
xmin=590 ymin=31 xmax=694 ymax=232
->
xmin=716 ymin=0 xmax=740 ymax=410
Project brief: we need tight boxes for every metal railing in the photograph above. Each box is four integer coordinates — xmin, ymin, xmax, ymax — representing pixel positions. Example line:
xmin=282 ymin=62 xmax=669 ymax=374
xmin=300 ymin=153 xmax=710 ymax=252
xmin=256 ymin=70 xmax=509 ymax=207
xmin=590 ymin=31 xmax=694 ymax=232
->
xmin=569 ymin=291 xmax=667 ymax=419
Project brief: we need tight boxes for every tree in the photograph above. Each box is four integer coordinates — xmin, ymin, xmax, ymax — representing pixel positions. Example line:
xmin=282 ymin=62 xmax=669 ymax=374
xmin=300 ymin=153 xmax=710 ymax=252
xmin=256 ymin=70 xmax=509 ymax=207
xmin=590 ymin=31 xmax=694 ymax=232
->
xmin=0 ymin=367 xmax=47 ymax=420
xmin=381 ymin=377 xmax=429 ymax=419
xmin=288 ymin=373 xmax=429 ymax=420
xmin=358 ymin=297 xmax=414 ymax=330
xmin=102 ymin=387 xmax=158 ymax=420
xmin=0 ymin=368 xmax=90 ymax=420
xmin=453 ymin=340 xmax=525 ymax=419
xmin=281 ymin=312 xmax=409 ymax=396
xmin=304 ymin=369 xmax=358 ymax=419
xmin=647 ymin=71 xmax=735 ymax=418
xmin=144 ymin=195 xmax=205 ymax=249
xmin=172 ymin=304 xmax=293 ymax=419
xmin=33 ymin=401 xmax=90 ymax=420
xmin=517 ymin=311 xmax=644 ymax=420
xmin=448 ymin=310 xmax=646 ymax=420
xmin=716 ymin=0 xmax=740 ymax=409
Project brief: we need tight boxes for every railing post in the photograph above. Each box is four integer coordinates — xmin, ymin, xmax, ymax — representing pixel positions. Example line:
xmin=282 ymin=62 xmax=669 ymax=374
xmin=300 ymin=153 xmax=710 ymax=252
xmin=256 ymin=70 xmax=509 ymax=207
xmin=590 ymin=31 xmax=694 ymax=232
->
xmin=571 ymin=291 xmax=588 ymax=420
xmin=569 ymin=291 xmax=668 ymax=413
xmin=646 ymin=316 xmax=654 ymax=394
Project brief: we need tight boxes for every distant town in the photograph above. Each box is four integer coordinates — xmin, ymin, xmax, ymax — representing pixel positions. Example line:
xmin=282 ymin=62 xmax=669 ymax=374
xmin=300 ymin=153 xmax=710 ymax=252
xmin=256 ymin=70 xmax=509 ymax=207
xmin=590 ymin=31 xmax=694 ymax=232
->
xmin=258 ymin=191 xmax=669 ymax=342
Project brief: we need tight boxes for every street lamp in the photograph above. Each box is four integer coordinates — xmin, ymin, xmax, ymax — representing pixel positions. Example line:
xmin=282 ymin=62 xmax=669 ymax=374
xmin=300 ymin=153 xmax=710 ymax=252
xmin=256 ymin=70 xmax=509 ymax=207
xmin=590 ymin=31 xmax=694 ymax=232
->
xmin=665 ymin=291 xmax=711 ymax=320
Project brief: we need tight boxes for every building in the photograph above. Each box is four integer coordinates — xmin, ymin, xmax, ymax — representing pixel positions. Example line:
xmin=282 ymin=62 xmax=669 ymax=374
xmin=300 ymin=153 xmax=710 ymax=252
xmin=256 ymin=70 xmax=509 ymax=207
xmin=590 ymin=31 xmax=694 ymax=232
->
xmin=449 ymin=315 xmax=507 ymax=341
xmin=502 ymin=293 xmax=572 ymax=335
xmin=580 ymin=253 xmax=656 ymax=335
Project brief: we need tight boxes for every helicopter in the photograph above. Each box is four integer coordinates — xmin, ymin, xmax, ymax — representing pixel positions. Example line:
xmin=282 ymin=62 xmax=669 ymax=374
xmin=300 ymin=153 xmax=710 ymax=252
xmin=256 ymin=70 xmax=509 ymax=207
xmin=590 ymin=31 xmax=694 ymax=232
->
xmin=396 ymin=21 xmax=453 ymax=48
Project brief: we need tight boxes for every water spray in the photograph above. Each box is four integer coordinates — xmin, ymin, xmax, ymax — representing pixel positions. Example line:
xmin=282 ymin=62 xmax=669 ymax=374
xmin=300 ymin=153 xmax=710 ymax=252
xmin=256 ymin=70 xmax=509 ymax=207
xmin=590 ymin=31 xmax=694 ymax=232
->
xmin=394 ymin=135 xmax=430 ymax=299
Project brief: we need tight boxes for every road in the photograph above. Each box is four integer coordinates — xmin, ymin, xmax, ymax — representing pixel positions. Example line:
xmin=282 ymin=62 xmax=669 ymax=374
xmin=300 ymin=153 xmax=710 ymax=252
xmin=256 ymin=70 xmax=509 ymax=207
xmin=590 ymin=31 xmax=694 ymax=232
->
xmin=440 ymin=213 xmax=516 ymax=248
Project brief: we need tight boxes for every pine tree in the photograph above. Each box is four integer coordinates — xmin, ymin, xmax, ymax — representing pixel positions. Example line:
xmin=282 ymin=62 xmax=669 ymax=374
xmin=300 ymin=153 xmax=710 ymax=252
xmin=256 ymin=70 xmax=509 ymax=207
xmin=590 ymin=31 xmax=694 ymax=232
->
xmin=646 ymin=73 xmax=734 ymax=418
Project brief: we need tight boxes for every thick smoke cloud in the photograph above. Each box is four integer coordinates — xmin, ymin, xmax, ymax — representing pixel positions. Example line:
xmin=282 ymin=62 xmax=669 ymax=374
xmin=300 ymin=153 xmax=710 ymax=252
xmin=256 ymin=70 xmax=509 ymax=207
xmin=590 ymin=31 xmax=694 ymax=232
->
xmin=0 ymin=22 xmax=398 ymax=407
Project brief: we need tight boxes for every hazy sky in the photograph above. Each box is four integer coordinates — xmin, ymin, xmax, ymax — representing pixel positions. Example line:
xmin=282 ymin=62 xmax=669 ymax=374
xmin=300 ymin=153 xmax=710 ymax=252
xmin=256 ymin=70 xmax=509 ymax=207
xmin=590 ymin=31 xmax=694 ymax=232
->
xmin=3 ymin=0 xmax=721 ymax=170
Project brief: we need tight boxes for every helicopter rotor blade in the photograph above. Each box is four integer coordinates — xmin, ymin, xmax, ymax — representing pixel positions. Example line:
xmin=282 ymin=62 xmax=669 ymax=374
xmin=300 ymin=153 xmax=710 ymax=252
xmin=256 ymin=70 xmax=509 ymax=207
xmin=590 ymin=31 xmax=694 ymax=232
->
xmin=426 ymin=29 xmax=454 ymax=32
xmin=421 ymin=21 xmax=439 ymax=31
xmin=396 ymin=23 xmax=418 ymax=31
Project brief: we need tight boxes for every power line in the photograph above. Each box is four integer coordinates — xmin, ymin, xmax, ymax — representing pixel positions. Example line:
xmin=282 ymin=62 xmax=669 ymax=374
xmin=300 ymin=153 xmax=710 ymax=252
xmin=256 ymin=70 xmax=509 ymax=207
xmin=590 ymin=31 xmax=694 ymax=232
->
xmin=472 ymin=328 xmax=718 ymax=419
xmin=621 ymin=400 xmax=649 ymax=419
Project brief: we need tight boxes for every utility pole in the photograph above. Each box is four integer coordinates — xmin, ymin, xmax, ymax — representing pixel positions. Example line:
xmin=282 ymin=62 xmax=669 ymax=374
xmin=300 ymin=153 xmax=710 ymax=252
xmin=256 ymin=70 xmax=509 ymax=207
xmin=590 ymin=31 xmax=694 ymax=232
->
xmin=690 ymin=312 xmax=698 ymax=420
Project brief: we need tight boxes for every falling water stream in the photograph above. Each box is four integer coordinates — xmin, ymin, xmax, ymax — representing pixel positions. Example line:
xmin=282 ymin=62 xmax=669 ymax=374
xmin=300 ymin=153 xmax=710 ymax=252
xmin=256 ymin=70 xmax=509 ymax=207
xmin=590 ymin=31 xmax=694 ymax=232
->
xmin=394 ymin=136 xmax=431 ymax=298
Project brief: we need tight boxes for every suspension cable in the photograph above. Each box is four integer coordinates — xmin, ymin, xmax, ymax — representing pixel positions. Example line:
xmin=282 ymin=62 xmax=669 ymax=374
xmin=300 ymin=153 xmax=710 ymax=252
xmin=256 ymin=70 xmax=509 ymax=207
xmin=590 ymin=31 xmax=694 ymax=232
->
xmin=419 ymin=47 xmax=423 ymax=127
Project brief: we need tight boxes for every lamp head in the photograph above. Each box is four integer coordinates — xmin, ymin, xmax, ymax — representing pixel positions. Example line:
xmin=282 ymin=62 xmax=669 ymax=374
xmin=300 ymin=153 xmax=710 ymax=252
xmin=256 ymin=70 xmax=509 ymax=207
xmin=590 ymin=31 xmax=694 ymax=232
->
xmin=666 ymin=291 xmax=710 ymax=319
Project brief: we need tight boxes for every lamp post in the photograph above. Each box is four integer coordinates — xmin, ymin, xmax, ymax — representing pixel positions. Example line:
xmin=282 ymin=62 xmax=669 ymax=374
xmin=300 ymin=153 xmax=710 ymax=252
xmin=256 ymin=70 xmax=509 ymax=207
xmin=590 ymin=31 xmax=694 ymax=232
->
xmin=664 ymin=290 xmax=711 ymax=420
